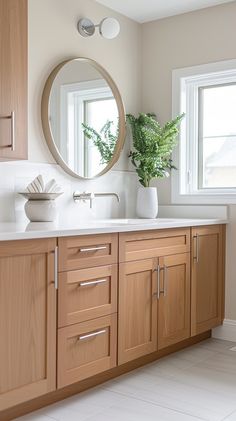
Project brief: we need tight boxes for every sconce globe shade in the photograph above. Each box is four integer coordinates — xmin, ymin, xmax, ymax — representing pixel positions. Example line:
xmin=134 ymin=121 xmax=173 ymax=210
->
xmin=99 ymin=17 xmax=120 ymax=39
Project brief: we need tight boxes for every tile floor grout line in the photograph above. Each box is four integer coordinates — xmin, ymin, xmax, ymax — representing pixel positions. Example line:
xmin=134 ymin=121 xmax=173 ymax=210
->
xmin=99 ymin=386 xmax=207 ymax=421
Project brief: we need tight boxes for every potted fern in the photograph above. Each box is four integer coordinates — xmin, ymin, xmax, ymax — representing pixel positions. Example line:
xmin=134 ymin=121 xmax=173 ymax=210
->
xmin=127 ymin=113 xmax=184 ymax=218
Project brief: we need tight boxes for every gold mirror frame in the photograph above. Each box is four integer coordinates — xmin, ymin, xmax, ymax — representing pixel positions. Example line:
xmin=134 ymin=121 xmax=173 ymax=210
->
xmin=41 ymin=57 xmax=126 ymax=179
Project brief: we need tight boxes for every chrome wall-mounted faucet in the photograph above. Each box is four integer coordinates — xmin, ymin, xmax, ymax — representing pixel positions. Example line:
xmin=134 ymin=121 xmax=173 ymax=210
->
xmin=73 ymin=191 xmax=120 ymax=209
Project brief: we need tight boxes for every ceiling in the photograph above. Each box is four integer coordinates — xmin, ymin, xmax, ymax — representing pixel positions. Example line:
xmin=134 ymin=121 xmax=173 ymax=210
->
xmin=95 ymin=0 xmax=234 ymax=23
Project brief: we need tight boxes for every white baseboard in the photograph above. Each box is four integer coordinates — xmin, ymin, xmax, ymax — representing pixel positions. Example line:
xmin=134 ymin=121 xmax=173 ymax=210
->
xmin=212 ymin=319 xmax=236 ymax=342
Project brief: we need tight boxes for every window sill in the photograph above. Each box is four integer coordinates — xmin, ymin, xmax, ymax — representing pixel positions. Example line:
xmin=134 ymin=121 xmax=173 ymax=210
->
xmin=171 ymin=191 xmax=236 ymax=205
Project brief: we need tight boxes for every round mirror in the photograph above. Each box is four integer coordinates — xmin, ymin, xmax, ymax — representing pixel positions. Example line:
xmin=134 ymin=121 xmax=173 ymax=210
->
xmin=41 ymin=58 xmax=126 ymax=179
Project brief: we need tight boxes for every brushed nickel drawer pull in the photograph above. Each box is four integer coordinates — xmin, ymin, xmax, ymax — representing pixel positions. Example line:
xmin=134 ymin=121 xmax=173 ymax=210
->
xmin=78 ymin=329 xmax=106 ymax=341
xmin=164 ymin=265 xmax=168 ymax=297
xmin=153 ymin=265 xmax=160 ymax=299
xmin=79 ymin=246 xmax=107 ymax=252
xmin=79 ymin=279 xmax=107 ymax=287
xmin=193 ymin=234 xmax=199 ymax=263
xmin=0 ymin=111 xmax=15 ymax=151
xmin=54 ymin=246 xmax=58 ymax=290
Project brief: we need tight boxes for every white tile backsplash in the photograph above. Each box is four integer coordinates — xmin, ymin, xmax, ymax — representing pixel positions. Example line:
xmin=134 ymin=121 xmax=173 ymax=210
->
xmin=0 ymin=161 xmax=138 ymax=223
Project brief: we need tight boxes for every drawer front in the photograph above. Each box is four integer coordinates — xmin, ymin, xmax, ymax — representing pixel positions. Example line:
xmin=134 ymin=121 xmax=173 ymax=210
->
xmin=58 ymin=314 xmax=117 ymax=388
xmin=58 ymin=264 xmax=118 ymax=327
xmin=58 ymin=234 xmax=118 ymax=271
xmin=119 ymin=228 xmax=190 ymax=262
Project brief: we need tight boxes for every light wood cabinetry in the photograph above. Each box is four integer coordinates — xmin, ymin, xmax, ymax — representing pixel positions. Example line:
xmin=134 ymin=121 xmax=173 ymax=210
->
xmin=58 ymin=233 xmax=118 ymax=271
xmin=119 ymin=228 xmax=190 ymax=262
xmin=191 ymin=225 xmax=225 ymax=336
xmin=0 ymin=0 xmax=28 ymax=160
xmin=57 ymin=233 xmax=118 ymax=386
xmin=58 ymin=264 xmax=117 ymax=327
xmin=118 ymin=259 xmax=158 ymax=364
xmin=0 ymin=239 xmax=57 ymax=411
xmin=158 ymin=253 xmax=190 ymax=349
xmin=0 ymin=225 xmax=226 ymax=418
xmin=58 ymin=314 xmax=117 ymax=388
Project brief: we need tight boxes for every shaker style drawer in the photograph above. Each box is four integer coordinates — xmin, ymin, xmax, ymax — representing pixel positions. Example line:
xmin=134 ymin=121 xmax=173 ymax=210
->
xmin=57 ymin=314 xmax=117 ymax=388
xmin=119 ymin=228 xmax=190 ymax=263
xmin=58 ymin=264 xmax=118 ymax=327
xmin=58 ymin=234 xmax=118 ymax=271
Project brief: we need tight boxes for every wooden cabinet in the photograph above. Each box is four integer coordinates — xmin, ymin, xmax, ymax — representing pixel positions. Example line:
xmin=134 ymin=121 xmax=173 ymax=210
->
xmin=191 ymin=225 xmax=225 ymax=336
xmin=158 ymin=253 xmax=190 ymax=349
xmin=58 ymin=264 xmax=117 ymax=327
xmin=0 ymin=239 xmax=57 ymax=411
xmin=0 ymin=0 xmax=28 ymax=160
xmin=58 ymin=314 xmax=117 ymax=388
xmin=118 ymin=259 xmax=158 ymax=364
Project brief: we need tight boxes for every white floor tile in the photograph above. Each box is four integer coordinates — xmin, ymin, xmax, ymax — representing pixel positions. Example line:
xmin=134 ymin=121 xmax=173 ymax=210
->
xmin=16 ymin=339 xmax=236 ymax=421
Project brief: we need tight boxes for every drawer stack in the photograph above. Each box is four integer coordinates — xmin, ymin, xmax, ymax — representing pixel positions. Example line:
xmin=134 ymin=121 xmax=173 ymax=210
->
xmin=57 ymin=234 xmax=118 ymax=388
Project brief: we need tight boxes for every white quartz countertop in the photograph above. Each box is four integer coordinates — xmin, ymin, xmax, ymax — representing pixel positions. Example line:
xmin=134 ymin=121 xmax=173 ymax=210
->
xmin=0 ymin=218 xmax=228 ymax=241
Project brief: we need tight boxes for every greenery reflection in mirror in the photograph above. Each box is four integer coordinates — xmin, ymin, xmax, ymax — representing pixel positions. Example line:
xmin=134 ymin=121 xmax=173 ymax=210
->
xmin=42 ymin=58 xmax=125 ymax=179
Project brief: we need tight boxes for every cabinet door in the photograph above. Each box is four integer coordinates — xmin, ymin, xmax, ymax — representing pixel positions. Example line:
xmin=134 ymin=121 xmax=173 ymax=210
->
xmin=158 ymin=253 xmax=191 ymax=350
xmin=0 ymin=0 xmax=27 ymax=160
xmin=118 ymin=259 xmax=158 ymax=365
xmin=191 ymin=225 xmax=225 ymax=336
xmin=0 ymin=239 xmax=57 ymax=411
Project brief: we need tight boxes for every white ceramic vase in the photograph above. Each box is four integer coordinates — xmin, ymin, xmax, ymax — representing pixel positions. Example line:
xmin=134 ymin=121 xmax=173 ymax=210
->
xmin=25 ymin=199 xmax=57 ymax=222
xmin=136 ymin=187 xmax=158 ymax=219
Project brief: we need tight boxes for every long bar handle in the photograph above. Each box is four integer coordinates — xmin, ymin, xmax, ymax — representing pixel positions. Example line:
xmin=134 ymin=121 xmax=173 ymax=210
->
xmin=79 ymin=279 xmax=107 ymax=287
xmin=193 ymin=234 xmax=199 ymax=263
xmin=80 ymin=246 xmax=107 ymax=252
xmin=0 ymin=111 xmax=15 ymax=151
xmin=163 ymin=265 xmax=168 ymax=297
xmin=54 ymin=246 xmax=58 ymax=290
xmin=153 ymin=265 xmax=160 ymax=299
xmin=77 ymin=329 xmax=106 ymax=341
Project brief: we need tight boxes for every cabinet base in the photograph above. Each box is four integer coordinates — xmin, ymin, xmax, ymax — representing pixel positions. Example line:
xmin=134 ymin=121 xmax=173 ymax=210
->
xmin=1 ymin=330 xmax=211 ymax=421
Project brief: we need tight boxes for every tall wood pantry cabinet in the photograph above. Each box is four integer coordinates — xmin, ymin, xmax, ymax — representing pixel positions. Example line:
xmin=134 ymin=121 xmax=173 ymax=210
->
xmin=0 ymin=0 xmax=28 ymax=160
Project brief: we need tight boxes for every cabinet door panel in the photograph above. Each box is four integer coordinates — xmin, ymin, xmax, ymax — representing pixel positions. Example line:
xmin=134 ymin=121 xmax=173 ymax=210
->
xmin=191 ymin=225 xmax=225 ymax=335
xmin=0 ymin=239 xmax=57 ymax=411
xmin=0 ymin=0 xmax=27 ymax=160
xmin=58 ymin=314 xmax=117 ymax=388
xmin=118 ymin=259 xmax=158 ymax=364
xmin=158 ymin=254 xmax=190 ymax=350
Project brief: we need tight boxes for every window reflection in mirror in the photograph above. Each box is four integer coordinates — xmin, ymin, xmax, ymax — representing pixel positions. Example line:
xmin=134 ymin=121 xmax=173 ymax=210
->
xmin=49 ymin=60 xmax=119 ymax=178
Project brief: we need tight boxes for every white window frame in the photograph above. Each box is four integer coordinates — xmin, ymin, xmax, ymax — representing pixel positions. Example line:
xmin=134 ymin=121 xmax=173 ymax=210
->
xmin=60 ymin=79 xmax=112 ymax=175
xmin=172 ymin=59 xmax=236 ymax=204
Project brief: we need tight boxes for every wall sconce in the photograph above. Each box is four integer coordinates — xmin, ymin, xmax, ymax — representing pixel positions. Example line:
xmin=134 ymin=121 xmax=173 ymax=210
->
xmin=77 ymin=17 xmax=120 ymax=40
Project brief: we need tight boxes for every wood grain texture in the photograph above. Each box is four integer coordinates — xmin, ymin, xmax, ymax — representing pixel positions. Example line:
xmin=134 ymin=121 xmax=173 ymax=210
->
xmin=58 ymin=264 xmax=118 ymax=327
xmin=158 ymin=253 xmax=191 ymax=349
xmin=0 ymin=0 xmax=27 ymax=160
xmin=58 ymin=314 xmax=117 ymax=388
xmin=58 ymin=234 xmax=118 ymax=271
xmin=191 ymin=225 xmax=225 ymax=336
xmin=118 ymin=259 xmax=158 ymax=364
xmin=0 ymin=331 xmax=211 ymax=421
xmin=119 ymin=228 xmax=190 ymax=263
xmin=0 ymin=238 xmax=57 ymax=411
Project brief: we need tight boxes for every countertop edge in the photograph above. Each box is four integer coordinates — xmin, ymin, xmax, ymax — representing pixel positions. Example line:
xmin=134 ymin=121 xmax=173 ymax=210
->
xmin=0 ymin=219 xmax=228 ymax=242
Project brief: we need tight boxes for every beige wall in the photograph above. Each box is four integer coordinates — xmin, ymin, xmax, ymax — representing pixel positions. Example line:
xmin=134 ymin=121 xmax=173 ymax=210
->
xmin=28 ymin=0 xmax=141 ymax=167
xmin=141 ymin=1 xmax=236 ymax=320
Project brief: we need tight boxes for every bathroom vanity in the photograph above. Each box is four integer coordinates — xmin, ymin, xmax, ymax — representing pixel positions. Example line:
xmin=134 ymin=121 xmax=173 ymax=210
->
xmin=0 ymin=218 xmax=226 ymax=420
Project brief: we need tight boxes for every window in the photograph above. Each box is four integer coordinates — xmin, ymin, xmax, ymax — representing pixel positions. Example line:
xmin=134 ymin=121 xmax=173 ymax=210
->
xmin=60 ymin=80 xmax=118 ymax=177
xmin=172 ymin=59 xmax=236 ymax=204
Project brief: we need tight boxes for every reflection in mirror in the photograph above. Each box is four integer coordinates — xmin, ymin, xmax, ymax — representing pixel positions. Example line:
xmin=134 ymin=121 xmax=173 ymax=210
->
xmin=49 ymin=60 xmax=119 ymax=178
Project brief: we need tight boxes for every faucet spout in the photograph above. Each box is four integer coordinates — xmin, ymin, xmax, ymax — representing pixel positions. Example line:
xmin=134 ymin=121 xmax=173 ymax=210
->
xmin=94 ymin=192 xmax=120 ymax=203
xmin=73 ymin=191 xmax=120 ymax=208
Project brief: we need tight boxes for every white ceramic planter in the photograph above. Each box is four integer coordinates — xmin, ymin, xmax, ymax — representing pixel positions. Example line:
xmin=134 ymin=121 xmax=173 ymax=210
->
xmin=25 ymin=200 xmax=57 ymax=222
xmin=136 ymin=187 xmax=158 ymax=219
